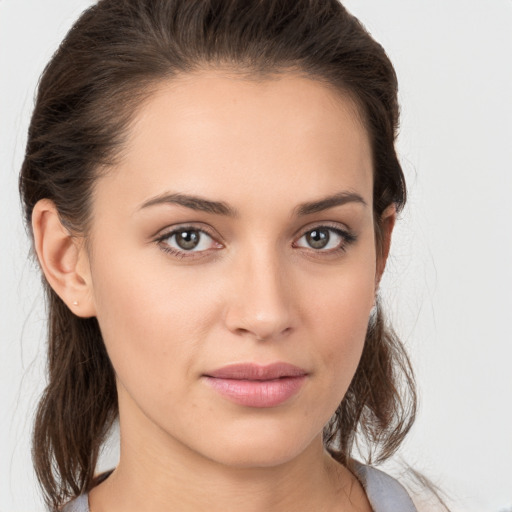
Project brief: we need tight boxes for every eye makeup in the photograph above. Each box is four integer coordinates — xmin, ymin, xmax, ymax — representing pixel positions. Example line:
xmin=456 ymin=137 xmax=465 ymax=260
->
xmin=293 ymin=224 xmax=357 ymax=255
xmin=155 ymin=225 xmax=222 ymax=260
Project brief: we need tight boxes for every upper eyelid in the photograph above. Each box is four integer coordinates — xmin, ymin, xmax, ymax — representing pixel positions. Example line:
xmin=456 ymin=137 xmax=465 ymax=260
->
xmin=155 ymin=224 xmax=218 ymax=241
xmin=296 ymin=220 xmax=350 ymax=234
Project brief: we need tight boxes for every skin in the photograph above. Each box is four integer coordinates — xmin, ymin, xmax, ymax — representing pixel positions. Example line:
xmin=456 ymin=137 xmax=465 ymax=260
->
xmin=32 ymin=70 xmax=395 ymax=512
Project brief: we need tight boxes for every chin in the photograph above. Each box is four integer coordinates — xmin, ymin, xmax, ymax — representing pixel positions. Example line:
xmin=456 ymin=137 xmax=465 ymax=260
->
xmin=189 ymin=418 xmax=321 ymax=470
xmin=207 ymin=443 xmax=309 ymax=470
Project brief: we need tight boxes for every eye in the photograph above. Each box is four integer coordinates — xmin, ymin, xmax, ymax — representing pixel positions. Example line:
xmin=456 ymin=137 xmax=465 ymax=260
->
xmin=156 ymin=226 xmax=222 ymax=258
xmin=294 ymin=225 xmax=356 ymax=253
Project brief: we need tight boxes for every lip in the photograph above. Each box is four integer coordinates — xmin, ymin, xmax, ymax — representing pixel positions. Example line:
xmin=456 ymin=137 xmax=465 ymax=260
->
xmin=203 ymin=362 xmax=308 ymax=408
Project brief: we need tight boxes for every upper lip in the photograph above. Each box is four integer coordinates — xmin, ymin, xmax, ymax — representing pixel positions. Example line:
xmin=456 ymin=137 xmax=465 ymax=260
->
xmin=204 ymin=362 xmax=308 ymax=380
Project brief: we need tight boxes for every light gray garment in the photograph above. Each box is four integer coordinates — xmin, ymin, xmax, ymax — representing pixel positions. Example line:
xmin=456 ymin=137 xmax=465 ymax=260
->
xmin=62 ymin=462 xmax=418 ymax=512
xmin=352 ymin=461 xmax=418 ymax=512
xmin=62 ymin=493 xmax=89 ymax=512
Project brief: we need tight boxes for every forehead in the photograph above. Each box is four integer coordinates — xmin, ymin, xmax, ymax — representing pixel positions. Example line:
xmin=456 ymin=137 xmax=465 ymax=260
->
xmin=96 ymin=70 xmax=373 ymax=215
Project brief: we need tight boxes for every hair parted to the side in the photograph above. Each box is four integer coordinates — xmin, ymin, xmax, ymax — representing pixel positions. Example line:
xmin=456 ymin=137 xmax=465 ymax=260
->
xmin=19 ymin=0 xmax=415 ymax=510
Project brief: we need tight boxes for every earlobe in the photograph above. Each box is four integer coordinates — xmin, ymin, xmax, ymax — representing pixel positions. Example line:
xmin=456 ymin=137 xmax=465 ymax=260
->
xmin=31 ymin=199 xmax=96 ymax=317
xmin=375 ymin=204 xmax=397 ymax=289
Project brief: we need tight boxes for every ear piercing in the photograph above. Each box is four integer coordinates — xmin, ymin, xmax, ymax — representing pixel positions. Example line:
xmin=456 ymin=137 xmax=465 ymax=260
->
xmin=72 ymin=301 xmax=79 ymax=306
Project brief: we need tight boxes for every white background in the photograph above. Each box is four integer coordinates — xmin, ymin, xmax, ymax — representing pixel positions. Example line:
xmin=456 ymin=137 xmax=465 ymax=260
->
xmin=1 ymin=1 xmax=511 ymax=511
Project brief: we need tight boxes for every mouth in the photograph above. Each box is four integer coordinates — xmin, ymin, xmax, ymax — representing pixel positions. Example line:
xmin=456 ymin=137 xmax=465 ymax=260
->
xmin=202 ymin=362 xmax=308 ymax=408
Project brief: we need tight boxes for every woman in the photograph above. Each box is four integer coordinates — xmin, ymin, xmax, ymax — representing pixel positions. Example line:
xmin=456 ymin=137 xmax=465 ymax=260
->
xmin=20 ymin=0 xmax=420 ymax=510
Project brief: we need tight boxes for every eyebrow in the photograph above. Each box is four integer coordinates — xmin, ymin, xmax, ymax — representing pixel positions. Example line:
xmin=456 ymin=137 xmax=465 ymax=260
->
xmin=294 ymin=191 xmax=367 ymax=216
xmin=139 ymin=190 xmax=367 ymax=217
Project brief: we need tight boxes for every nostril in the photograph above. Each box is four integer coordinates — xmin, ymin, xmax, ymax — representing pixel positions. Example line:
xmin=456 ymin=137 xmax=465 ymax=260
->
xmin=253 ymin=326 xmax=292 ymax=342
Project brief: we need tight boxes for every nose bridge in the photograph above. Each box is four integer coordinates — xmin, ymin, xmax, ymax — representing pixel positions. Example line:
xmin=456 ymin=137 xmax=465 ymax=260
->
xmin=224 ymin=237 xmax=294 ymax=341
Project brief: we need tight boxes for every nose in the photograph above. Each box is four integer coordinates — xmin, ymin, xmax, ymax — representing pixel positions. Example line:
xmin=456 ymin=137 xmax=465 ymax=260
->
xmin=223 ymin=245 xmax=295 ymax=342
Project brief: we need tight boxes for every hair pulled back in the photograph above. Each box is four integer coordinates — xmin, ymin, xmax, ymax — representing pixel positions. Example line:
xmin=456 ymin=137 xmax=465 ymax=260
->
xmin=19 ymin=1 xmax=415 ymax=509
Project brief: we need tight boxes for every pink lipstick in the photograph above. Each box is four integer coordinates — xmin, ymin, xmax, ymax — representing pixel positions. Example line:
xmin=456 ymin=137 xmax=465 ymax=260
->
xmin=203 ymin=362 xmax=307 ymax=408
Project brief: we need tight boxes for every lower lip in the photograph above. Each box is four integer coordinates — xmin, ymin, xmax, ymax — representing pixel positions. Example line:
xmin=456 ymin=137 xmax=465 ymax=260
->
xmin=204 ymin=376 xmax=307 ymax=408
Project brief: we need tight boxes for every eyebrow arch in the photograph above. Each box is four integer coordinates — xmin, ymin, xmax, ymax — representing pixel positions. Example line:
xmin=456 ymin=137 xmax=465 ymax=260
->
xmin=294 ymin=191 xmax=367 ymax=216
xmin=139 ymin=190 xmax=367 ymax=217
xmin=139 ymin=192 xmax=238 ymax=217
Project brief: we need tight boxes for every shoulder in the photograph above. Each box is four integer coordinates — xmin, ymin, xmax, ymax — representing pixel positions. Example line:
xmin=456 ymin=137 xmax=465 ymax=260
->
xmin=351 ymin=460 xmax=418 ymax=512
xmin=61 ymin=493 xmax=89 ymax=512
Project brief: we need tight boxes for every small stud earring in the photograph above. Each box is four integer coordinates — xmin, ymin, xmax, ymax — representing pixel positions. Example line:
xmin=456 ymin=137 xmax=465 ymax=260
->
xmin=72 ymin=301 xmax=79 ymax=306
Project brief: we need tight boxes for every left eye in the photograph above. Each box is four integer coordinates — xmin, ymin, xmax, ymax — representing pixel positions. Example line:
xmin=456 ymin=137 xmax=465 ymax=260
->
xmin=294 ymin=227 xmax=352 ymax=251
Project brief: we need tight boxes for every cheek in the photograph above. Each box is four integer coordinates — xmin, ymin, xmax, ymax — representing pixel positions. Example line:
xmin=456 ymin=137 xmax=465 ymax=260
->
xmin=88 ymin=244 xmax=221 ymax=402
xmin=322 ymin=288 xmax=373 ymax=357
xmin=306 ymin=258 xmax=376 ymax=392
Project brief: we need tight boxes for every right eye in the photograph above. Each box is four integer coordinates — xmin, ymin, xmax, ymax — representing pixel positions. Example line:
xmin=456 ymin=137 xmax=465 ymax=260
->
xmin=156 ymin=226 xmax=223 ymax=259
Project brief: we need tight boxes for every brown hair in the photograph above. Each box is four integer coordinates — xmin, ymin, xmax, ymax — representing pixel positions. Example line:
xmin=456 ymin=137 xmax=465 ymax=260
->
xmin=19 ymin=0 xmax=415 ymax=510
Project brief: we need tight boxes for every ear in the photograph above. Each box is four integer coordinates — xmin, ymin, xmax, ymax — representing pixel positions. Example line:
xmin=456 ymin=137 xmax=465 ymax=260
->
xmin=32 ymin=199 xmax=96 ymax=318
xmin=375 ymin=204 xmax=397 ymax=290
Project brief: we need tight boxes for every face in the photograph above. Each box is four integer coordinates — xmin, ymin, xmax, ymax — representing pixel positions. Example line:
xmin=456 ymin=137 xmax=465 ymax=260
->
xmin=83 ymin=70 xmax=386 ymax=469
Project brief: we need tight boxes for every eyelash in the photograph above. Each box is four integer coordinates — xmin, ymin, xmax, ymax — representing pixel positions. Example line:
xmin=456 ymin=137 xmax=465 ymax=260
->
xmin=155 ymin=224 xmax=357 ymax=260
